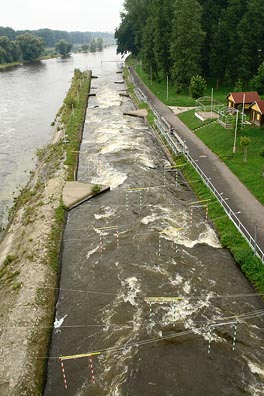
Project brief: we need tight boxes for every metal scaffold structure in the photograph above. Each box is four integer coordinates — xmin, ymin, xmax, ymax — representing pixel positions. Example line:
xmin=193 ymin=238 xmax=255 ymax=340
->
xmin=195 ymin=96 xmax=224 ymax=121
xmin=217 ymin=107 xmax=247 ymax=129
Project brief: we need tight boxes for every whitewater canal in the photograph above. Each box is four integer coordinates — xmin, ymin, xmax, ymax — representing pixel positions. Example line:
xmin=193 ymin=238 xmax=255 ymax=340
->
xmin=44 ymin=60 xmax=264 ymax=395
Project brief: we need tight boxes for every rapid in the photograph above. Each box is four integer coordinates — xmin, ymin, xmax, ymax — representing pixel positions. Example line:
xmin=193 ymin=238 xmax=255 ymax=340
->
xmin=44 ymin=55 xmax=264 ymax=395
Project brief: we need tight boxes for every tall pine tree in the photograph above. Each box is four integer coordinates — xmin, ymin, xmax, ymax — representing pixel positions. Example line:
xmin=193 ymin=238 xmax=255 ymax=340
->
xmin=170 ymin=0 xmax=205 ymax=91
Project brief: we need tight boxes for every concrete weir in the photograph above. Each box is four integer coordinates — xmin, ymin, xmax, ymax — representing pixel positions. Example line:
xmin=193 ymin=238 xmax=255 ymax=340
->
xmin=123 ymin=109 xmax=148 ymax=119
xmin=62 ymin=181 xmax=110 ymax=210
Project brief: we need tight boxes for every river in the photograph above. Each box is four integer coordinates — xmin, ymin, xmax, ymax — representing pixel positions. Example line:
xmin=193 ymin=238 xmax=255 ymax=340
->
xmin=0 ymin=46 xmax=123 ymax=233
xmin=42 ymin=52 xmax=264 ymax=395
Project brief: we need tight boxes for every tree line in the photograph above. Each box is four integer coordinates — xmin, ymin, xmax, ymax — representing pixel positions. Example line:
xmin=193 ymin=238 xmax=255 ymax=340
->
xmin=0 ymin=27 xmax=112 ymax=63
xmin=115 ymin=0 xmax=264 ymax=92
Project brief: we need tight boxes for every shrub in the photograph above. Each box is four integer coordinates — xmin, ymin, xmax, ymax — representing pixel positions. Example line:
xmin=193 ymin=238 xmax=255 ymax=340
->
xmin=91 ymin=184 xmax=101 ymax=194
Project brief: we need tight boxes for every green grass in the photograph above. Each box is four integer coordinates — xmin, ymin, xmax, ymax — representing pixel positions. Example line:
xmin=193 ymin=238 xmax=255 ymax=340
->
xmin=134 ymin=65 xmax=196 ymax=106
xmin=127 ymin=55 xmax=233 ymax=107
xmin=179 ymin=109 xmax=216 ymax=130
xmin=179 ymin=110 xmax=264 ymax=205
xmin=0 ymin=61 xmax=22 ymax=69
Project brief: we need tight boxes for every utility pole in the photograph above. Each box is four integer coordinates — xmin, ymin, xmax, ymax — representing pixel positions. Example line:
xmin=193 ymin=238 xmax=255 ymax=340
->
xmin=167 ymin=74 xmax=169 ymax=101
xmin=233 ymin=110 xmax=239 ymax=153
xmin=254 ymin=224 xmax=258 ymax=255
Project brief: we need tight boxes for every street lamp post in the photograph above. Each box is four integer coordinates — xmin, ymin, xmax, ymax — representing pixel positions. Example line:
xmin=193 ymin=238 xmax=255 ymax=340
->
xmin=233 ymin=110 xmax=239 ymax=153
xmin=167 ymin=74 xmax=169 ymax=101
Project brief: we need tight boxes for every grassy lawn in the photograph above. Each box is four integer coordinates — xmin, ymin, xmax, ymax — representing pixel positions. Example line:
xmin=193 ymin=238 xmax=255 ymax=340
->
xmin=134 ymin=65 xmax=196 ymax=106
xmin=127 ymin=56 xmax=232 ymax=107
xmin=179 ymin=109 xmax=216 ymax=130
xmin=179 ymin=109 xmax=264 ymax=205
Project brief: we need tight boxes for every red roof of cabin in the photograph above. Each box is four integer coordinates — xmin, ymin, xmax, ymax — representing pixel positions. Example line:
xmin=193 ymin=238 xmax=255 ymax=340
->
xmin=227 ymin=91 xmax=261 ymax=104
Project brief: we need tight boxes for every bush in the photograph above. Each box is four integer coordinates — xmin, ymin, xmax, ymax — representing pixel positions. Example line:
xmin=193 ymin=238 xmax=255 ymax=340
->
xmin=189 ymin=75 xmax=207 ymax=99
xmin=91 ymin=184 xmax=101 ymax=194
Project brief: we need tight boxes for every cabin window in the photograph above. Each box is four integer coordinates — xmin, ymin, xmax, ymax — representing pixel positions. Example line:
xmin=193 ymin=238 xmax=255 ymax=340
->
xmin=257 ymin=114 xmax=261 ymax=121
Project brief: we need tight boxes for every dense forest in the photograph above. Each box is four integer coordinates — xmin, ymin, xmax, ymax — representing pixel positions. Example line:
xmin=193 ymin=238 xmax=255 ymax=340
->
xmin=0 ymin=27 xmax=114 ymax=63
xmin=115 ymin=0 xmax=264 ymax=90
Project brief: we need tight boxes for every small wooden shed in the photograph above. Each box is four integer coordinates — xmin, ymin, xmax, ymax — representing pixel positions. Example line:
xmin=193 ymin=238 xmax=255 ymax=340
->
xmin=226 ymin=92 xmax=261 ymax=113
xmin=249 ymin=100 xmax=264 ymax=127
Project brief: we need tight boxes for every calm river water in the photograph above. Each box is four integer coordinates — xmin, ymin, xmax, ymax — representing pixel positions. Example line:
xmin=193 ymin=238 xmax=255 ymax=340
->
xmin=44 ymin=52 xmax=264 ymax=395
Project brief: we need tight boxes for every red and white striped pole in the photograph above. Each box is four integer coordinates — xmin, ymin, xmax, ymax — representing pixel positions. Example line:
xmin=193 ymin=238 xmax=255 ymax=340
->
xmin=88 ymin=355 xmax=96 ymax=384
xmin=99 ymin=234 xmax=103 ymax=254
xmin=205 ymin=205 xmax=208 ymax=222
xmin=59 ymin=359 xmax=68 ymax=390
xmin=116 ymin=227 xmax=119 ymax=248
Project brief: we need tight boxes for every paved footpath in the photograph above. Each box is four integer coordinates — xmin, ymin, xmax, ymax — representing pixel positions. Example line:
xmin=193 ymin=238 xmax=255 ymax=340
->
xmin=130 ymin=67 xmax=264 ymax=256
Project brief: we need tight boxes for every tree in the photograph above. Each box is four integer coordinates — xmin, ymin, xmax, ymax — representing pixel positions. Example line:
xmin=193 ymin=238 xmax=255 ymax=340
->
xmin=115 ymin=13 xmax=136 ymax=55
xmin=249 ymin=62 xmax=264 ymax=95
xmin=198 ymin=0 xmax=227 ymax=78
xmin=152 ymin=0 xmax=174 ymax=77
xmin=189 ymin=75 xmax=207 ymax=98
xmin=55 ymin=39 xmax=72 ymax=56
xmin=89 ymin=39 xmax=97 ymax=52
xmin=0 ymin=46 xmax=7 ymax=63
xmin=96 ymin=37 xmax=103 ymax=51
xmin=234 ymin=78 xmax=243 ymax=92
xmin=81 ymin=43 xmax=89 ymax=52
xmin=240 ymin=136 xmax=251 ymax=163
xmin=170 ymin=0 xmax=205 ymax=92
xmin=115 ymin=0 xmax=151 ymax=55
xmin=16 ymin=33 xmax=44 ymax=61
xmin=0 ymin=36 xmax=21 ymax=63
xmin=237 ymin=0 xmax=264 ymax=82
xmin=141 ymin=15 xmax=158 ymax=79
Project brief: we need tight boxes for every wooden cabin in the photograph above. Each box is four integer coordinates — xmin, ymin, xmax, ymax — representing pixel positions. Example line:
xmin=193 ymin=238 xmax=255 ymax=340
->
xmin=249 ymin=100 xmax=264 ymax=127
xmin=226 ymin=92 xmax=261 ymax=113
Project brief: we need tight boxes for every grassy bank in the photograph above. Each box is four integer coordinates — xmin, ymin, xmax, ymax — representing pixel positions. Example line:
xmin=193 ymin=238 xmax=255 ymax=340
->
xmin=0 ymin=61 xmax=23 ymax=69
xmin=179 ymin=109 xmax=264 ymax=206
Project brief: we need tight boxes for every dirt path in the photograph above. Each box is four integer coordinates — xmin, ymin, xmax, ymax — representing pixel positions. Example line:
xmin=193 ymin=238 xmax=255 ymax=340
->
xmin=130 ymin=67 xmax=264 ymax=255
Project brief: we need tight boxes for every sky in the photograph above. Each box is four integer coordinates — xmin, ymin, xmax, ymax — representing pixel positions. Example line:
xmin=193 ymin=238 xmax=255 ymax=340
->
xmin=0 ymin=0 xmax=124 ymax=32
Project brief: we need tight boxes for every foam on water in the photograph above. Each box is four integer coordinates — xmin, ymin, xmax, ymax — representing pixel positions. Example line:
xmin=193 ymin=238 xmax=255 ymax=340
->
xmin=98 ymin=276 xmax=143 ymax=396
xmin=134 ymin=152 xmax=156 ymax=169
xmin=95 ymin=86 xmax=122 ymax=108
xmin=141 ymin=204 xmax=221 ymax=249
xmin=86 ymin=246 xmax=99 ymax=260
xmin=120 ymin=276 xmax=141 ymax=307
xmin=246 ymin=361 xmax=264 ymax=396
xmin=169 ymin=273 xmax=184 ymax=286
xmin=54 ymin=314 xmax=67 ymax=331
xmin=94 ymin=206 xmax=117 ymax=220
xmin=91 ymin=166 xmax=127 ymax=189
xmin=164 ymin=224 xmax=221 ymax=249
xmin=248 ymin=360 xmax=264 ymax=378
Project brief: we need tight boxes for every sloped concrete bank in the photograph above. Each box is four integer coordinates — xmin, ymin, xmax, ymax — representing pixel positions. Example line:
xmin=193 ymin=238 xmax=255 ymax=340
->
xmin=0 ymin=69 xmax=108 ymax=395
